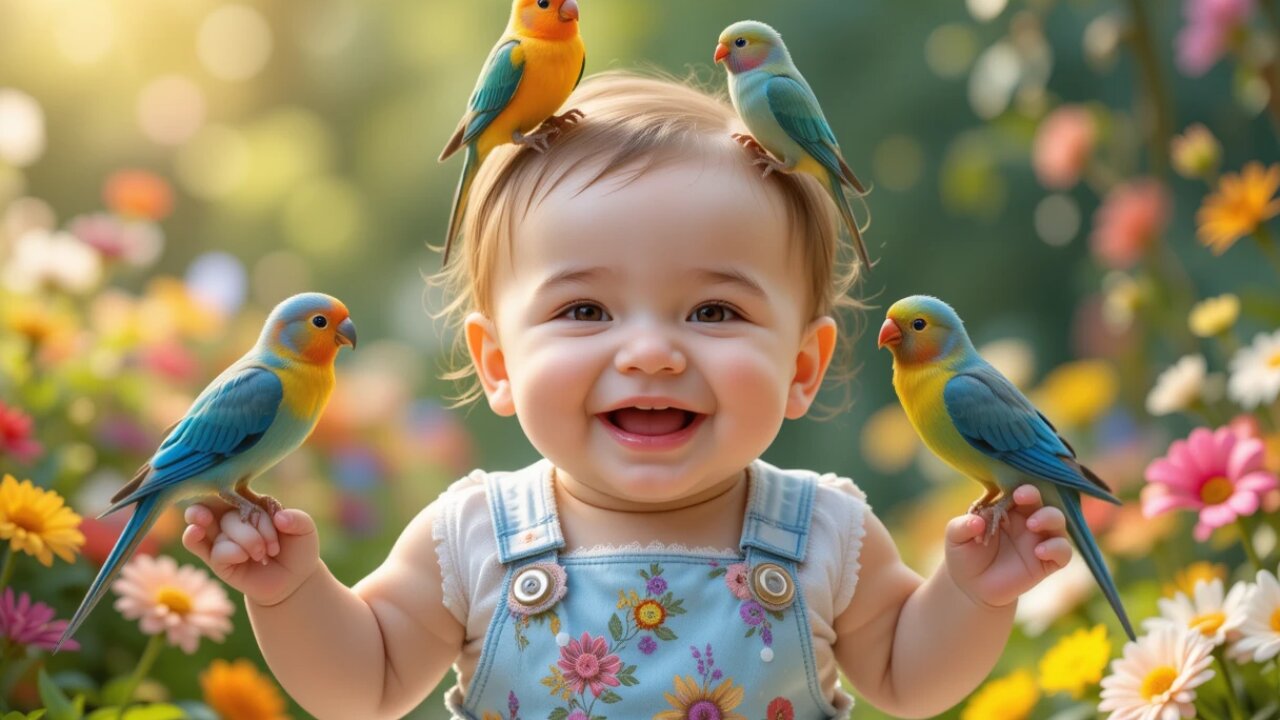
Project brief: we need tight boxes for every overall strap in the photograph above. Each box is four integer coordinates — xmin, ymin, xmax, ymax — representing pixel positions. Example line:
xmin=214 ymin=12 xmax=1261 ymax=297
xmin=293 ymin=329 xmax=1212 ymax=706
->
xmin=739 ymin=460 xmax=817 ymax=563
xmin=485 ymin=460 xmax=565 ymax=564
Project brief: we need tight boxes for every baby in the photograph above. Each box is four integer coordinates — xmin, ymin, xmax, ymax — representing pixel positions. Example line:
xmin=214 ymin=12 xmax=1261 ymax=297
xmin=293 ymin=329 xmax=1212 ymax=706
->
xmin=181 ymin=73 xmax=1073 ymax=719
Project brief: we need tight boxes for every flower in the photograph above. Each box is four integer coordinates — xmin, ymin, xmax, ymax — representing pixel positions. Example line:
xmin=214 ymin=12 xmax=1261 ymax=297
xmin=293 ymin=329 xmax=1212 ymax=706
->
xmin=1145 ymin=355 xmax=1207 ymax=416
xmin=199 ymin=658 xmax=289 ymax=720
xmin=2 ymin=229 xmax=103 ymax=295
xmin=1089 ymin=179 xmax=1172 ymax=270
xmin=112 ymin=554 xmax=234 ymax=654
xmin=1146 ymin=578 xmax=1249 ymax=648
xmin=68 ymin=213 xmax=164 ymax=268
xmin=1039 ymin=625 xmax=1111 ymax=698
xmin=1197 ymin=162 xmax=1280 ymax=254
xmin=0 ymin=401 xmax=42 ymax=463
xmin=1033 ymin=105 xmax=1097 ymax=189
xmin=1165 ymin=562 xmax=1228 ymax=598
xmin=1142 ymin=426 xmax=1279 ymax=541
xmin=654 ymin=675 xmax=746 ymax=720
xmin=104 ymin=169 xmax=174 ymax=221
xmin=961 ymin=669 xmax=1039 ymax=720
xmin=556 ymin=632 xmax=622 ymax=697
xmin=1228 ymin=330 xmax=1280 ymax=409
xmin=647 ymin=575 xmax=668 ymax=596
xmin=638 ymin=635 xmax=658 ymax=655
xmin=1232 ymin=566 xmax=1280 ymax=662
xmin=1030 ymin=360 xmax=1119 ymax=427
xmin=1098 ymin=624 xmax=1215 ymax=719
xmin=0 ymin=474 xmax=84 ymax=566
xmin=634 ymin=599 xmax=666 ymax=630
xmin=765 ymin=697 xmax=795 ymax=720
xmin=1176 ymin=0 xmax=1255 ymax=76
xmin=739 ymin=600 xmax=766 ymax=627
xmin=0 ymin=588 xmax=78 ymax=652
xmin=1188 ymin=294 xmax=1240 ymax=337
xmin=724 ymin=562 xmax=752 ymax=601
xmin=1171 ymin=124 xmax=1222 ymax=179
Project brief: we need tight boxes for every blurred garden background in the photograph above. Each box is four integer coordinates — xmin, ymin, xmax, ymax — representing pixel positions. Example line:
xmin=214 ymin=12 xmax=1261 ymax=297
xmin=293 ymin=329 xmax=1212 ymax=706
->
xmin=2 ymin=0 xmax=1280 ymax=717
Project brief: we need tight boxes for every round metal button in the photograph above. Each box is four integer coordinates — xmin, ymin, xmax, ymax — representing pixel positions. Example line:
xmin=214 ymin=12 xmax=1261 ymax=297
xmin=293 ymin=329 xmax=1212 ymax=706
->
xmin=512 ymin=566 xmax=554 ymax=607
xmin=751 ymin=562 xmax=795 ymax=611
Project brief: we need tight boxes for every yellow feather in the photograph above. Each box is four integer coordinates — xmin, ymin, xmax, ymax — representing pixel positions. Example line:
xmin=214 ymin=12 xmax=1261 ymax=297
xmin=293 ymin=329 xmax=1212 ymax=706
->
xmin=893 ymin=360 xmax=1000 ymax=488
xmin=475 ymin=33 xmax=585 ymax=159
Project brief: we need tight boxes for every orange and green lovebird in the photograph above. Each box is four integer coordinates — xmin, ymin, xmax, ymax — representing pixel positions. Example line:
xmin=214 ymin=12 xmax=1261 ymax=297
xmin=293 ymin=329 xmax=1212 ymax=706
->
xmin=55 ymin=293 xmax=357 ymax=651
xmin=438 ymin=0 xmax=586 ymax=265
xmin=879 ymin=295 xmax=1135 ymax=640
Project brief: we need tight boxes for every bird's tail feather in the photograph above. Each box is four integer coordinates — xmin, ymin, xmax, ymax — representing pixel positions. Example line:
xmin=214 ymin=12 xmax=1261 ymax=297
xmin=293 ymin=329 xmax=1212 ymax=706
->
xmin=440 ymin=146 xmax=479 ymax=266
xmin=55 ymin=494 xmax=165 ymax=653
xmin=827 ymin=172 xmax=873 ymax=272
xmin=1057 ymin=486 xmax=1136 ymax=641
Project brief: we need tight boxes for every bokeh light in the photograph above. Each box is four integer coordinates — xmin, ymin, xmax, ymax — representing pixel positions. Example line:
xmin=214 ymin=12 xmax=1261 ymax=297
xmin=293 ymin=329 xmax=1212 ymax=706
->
xmin=871 ymin=134 xmax=925 ymax=192
xmin=0 ymin=88 xmax=45 ymax=167
xmin=53 ymin=1 xmax=116 ymax=66
xmin=197 ymin=4 xmax=273 ymax=82
xmin=1034 ymin=193 xmax=1082 ymax=247
xmin=175 ymin=124 xmax=251 ymax=200
xmin=137 ymin=75 xmax=206 ymax=146
xmin=185 ymin=251 xmax=248 ymax=317
xmin=924 ymin=24 xmax=978 ymax=79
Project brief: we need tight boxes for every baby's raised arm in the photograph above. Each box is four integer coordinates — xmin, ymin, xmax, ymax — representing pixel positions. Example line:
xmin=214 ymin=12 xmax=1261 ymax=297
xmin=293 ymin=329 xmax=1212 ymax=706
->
xmin=183 ymin=500 xmax=464 ymax=720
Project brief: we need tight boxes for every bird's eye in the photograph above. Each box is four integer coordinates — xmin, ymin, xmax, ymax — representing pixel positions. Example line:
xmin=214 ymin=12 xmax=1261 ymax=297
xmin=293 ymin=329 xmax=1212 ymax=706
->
xmin=734 ymin=37 xmax=747 ymax=48
xmin=537 ymin=0 xmax=550 ymax=7
xmin=911 ymin=318 xmax=927 ymax=331
xmin=312 ymin=315 xmax=328 ymax=329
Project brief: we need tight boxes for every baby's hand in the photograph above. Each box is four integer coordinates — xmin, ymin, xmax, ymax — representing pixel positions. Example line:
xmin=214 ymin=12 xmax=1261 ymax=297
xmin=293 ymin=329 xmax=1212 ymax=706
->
xmin=182 ymin=500 xmax=321 ymax=607
xmin=943 ymin=485 xmax=1070 ymax=609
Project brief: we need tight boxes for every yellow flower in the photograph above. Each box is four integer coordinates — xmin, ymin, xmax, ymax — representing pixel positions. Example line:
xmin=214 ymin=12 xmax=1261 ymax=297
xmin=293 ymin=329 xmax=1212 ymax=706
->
xmin=1039 ymin=625 xmax=1111 ymax=698
xmin=1030 ymin=360 xmax=1118 ymax=427
xmin=1171 ymin=123 xmax=1221 ymax=180
xmin=962 ymin=669 xmax=1039 ymax=720
xmin=634 ymin=599 xmax=666 ymax=630
xmin=0 ymin=475 xmax=84 ymax=567
xmin=655 ymin=675 xmax=747 ymax=720
xmin=1164 ymin=562 xmax=1228 ymax=599
xmin=860 ymin=403 xmax=919 ymax=474
xmin=1196 ymin=161 xmax=1280 ymax=254
xmin=1188 ymin=294 xmax=1240 ymax=338
xmin=200 ymin=658 xmax=290 ymax=720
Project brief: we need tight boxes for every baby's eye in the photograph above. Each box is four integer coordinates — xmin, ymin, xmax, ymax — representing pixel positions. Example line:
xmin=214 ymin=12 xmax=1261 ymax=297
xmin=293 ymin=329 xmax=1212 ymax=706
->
xmin=690 ymin=303 xmax=738 ymax=323
xmin=561 ymin=303 xmax=611 ymax=322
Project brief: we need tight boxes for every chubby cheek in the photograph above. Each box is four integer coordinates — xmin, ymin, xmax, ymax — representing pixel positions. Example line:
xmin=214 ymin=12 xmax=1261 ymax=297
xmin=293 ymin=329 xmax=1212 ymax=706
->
xmin=507 ymin=336 xmax=603 ymax=452
xmin=701 ymin=342 xmax=789 ymax=445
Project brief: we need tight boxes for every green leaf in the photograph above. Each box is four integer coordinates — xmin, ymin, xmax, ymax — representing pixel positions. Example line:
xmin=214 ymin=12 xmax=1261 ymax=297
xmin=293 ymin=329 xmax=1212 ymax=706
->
xmin=86 ymin=706 xmax=185 ymax=720
xmin=599 ymin=690 xmax=623 ymax=704
xmin=639 ymin=568 xmax=650 ymax=580
xmin=745 ymin=627 xmax=756 ymax=637
xmin=608 ymin=613 xmax=623 ymax=642
xmin=660 ymin=591 xmax=672 ymax=605
xmin=36 ymin=669 xmax=80 ymax=720
xmin=653 ymin=625 xmax=676 ymax=641
xmin=549 ymin=708 xmax=569 ymax=720
xmin=708 ymin=567 xmax=727 ymax=578
xmin=769 ymin=610 xmax=785 ymax=621
xmin=650 ymin=562 xmax=661 ymax=576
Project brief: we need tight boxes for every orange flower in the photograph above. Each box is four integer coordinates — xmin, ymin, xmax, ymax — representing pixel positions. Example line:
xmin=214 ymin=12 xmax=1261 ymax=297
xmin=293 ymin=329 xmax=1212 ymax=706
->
xmin=200 ymin=659 xmax=290 ymax=720
xmin=1196 ymin=162 xmax=1280 ymax=254
xmin=104 ymin=170 xmax=174 ymax=221
xmin=634 ymin=599 xmax=666 ymax=630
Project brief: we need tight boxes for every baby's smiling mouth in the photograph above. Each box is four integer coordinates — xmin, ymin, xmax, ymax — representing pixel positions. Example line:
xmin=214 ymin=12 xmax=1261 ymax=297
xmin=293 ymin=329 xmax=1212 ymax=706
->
xmin=602 ymin=408 xmax=701 ymax=436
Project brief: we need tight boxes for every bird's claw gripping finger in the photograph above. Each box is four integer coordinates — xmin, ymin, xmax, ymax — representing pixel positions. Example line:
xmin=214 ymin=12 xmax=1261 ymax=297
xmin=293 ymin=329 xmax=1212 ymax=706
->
xmin=219 ymin=490 xmax=264 ymax=525
xmin=977 ymin=495 xmax=1016 ymax=545
xmin=255 ymin=494 xmax=283 ymax=518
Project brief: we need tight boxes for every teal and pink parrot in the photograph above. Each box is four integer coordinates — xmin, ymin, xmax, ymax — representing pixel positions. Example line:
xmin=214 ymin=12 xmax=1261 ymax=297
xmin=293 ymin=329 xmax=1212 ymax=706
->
xmin=879 ymin=295 xmax=1136 ymax=640
xmin=438 ymin=0 xmax=586 ymax=265
xmin=715 ymin=20 xmax=872 ymax=271
xmin=55 ymin=293 xmax=356 ymax=652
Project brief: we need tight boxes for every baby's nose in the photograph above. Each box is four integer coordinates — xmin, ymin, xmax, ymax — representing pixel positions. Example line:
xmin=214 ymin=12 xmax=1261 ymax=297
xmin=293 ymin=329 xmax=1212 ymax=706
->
xmin=615 ymin=328 xmax=686 ymax=375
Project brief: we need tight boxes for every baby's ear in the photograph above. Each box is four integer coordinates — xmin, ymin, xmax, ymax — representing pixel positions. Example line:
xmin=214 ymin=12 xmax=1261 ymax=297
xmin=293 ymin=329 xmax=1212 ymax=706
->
xmin=464 ymin=312 xmax=515 ymax=417
xmin=785 ymin=315 xmax=837 ymax=419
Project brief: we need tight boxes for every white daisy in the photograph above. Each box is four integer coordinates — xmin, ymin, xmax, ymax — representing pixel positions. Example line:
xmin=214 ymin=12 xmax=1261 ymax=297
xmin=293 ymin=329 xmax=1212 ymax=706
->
xmin=1228 ymin=330 xmax=1280 ymax=410
xmin=2 ymin=228 xmax=102 ymax=295
xmin=1099 ymin=624 xmax=1215 ymax=720
xmin=1231 ymin=566 xmax=1280 ymax=663
xmin=1143 ymin=577 xmax=1248 ymax=647
xmin=1146 ymin=355 xmax=1207 ymax=416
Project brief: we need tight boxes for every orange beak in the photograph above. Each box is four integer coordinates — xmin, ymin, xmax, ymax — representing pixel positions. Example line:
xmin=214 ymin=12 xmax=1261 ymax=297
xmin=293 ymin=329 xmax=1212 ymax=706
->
xmin=714 ymin=43 xmax=731 ymax=64
xmin=877 ymin=318 xmax=902 ymax=349
xmin=559 ymin=0 xmax=579 ymax=21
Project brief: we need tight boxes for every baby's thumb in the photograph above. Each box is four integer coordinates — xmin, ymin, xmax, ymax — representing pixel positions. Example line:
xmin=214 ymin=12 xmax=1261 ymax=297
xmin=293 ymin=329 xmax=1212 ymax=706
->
xmin=273 ymin=509 xmax=316 ymax=537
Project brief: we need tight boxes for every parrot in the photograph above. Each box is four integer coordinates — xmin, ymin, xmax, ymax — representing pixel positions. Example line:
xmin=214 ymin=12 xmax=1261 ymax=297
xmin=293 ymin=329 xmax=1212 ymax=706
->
xmin=715 ymin=20 xmax=872 ymax=271
xmin=55 ymin=293 xmax=357 ymax=652
xmin=878 ymin=295 xmax=1136 ymax=640
xmin=438 ymin=0 xmax=587 ymax=265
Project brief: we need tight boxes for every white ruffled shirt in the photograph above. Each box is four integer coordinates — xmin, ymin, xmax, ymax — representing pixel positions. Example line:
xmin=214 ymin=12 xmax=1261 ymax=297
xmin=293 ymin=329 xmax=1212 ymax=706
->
xmin=430 ymin=458 xmax=870 ymax=714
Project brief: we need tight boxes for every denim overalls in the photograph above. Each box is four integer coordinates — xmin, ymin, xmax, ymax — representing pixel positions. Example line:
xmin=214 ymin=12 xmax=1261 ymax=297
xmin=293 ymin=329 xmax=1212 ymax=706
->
xmin=447 ymin=461 xmax=842 ymax=720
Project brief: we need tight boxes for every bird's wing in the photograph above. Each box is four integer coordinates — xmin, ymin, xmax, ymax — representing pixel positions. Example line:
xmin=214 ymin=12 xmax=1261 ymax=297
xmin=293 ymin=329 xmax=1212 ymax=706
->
xmin=943 ymin=366 xmax=1117 ymax=502
xmin=107 ymin=367 xmax=284 ymax=509
xmin=442 ymin=39 xmax=526 ymax=159
xmin=765 ymin=75 xmax=861 ymax=191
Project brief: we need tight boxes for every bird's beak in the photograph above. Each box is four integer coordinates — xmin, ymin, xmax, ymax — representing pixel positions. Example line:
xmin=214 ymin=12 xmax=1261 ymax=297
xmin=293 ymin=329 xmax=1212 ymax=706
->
xmin=877 ymin=318 xmax=902 ymax=349
xmin=336 ymin=317 xmax=357 ymax=349
xmin=559 ymin=0 xmax=578 ymax=22
xmin=714 ymin=43 xmax=731 ymax=64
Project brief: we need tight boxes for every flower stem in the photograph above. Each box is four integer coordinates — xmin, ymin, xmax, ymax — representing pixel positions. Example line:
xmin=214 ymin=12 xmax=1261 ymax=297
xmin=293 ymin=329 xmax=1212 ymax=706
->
xmin=1254 ymin=223 xmax=1280 ymax=280
xmin=1215 ymin=651 xmax=1247 ymax=720
xmin=1124 ymin=0 xmax=1175 ymax=179
xmin=0 ymin=547 xmax=13 ymax=595
xmin=1236 ymin=517 xmax=1263 ymax=572
xmin=115 ymin=633 xmax=165 ymax=712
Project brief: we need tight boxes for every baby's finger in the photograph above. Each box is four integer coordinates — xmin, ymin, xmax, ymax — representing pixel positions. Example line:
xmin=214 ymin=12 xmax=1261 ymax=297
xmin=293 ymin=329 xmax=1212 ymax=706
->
xmin=218 ymin=511 xmax=276 ymax=563
xmin=210 ymin=535 xmax=251 ymax=570
xmin=1012 ymin=485 xmax=1042 ymax=511
xmin=945 ymin=514 xmax=986 ymax=546
xmin=1025 ymin=506 xmax=1066 ymax=535
xmin=273 ymin=509 xmax=315 ymax=538
xmin=182 ymin=524 xmax=212 ymax=564
xmin=1034 ymin=537 xmax=1072 ymax=568
xmin=184 ymin=504 xmax=215 ymax=529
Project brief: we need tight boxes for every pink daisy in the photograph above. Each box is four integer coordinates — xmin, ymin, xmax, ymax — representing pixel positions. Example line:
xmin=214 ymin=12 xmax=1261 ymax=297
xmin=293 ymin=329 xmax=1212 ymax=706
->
xmin=1176 ymin=0 xmax=1255 ymax=76
xmin=0 ymin=588 xmax=78 ymax=652
xmin=556 ymin=632 xmax=622 ymax=697
xmin=724 ymin=562 xmax=753 ymax=601
xmin=111 ymin=554 xmax=234 ymax=654
xmin=1090 ymin=179 xmax=1172 ymax=270
xmin=0 ymin=400 xmax=42 ymax=464
xmin=1142 ymin=427 xmax=1279 ymax=541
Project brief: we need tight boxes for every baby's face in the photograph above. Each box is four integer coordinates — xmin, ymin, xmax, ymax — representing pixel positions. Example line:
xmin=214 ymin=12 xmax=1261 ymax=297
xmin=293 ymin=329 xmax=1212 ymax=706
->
xmin=466 ymin=154 xmax=836 ymax=507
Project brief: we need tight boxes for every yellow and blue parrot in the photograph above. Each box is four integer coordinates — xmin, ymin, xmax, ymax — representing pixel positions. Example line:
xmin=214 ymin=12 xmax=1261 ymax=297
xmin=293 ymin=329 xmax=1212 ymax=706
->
xmin=715 ymin=20 xmax=872 ymax=271
xmin=878 ymin=295 xmax=1135 ymax=640
xmin=55 ymin=293 xmax=356 ymax=651
xmin=438 ymin=0 xmax=586 ymax=265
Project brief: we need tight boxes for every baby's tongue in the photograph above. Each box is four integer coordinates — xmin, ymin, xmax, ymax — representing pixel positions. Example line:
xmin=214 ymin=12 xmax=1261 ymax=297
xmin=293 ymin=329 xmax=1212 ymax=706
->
xmin=611 ymin=408 xmax=688 ymax=436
